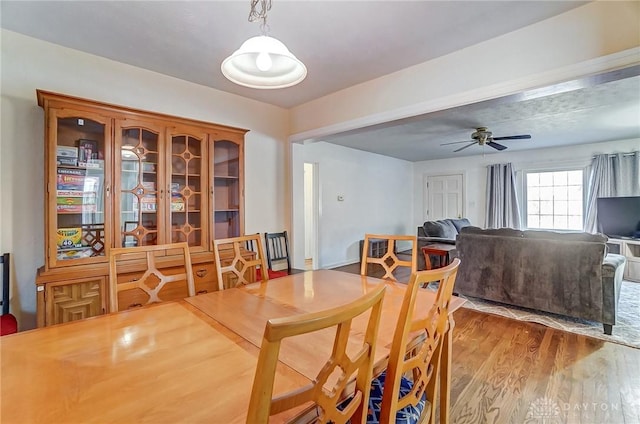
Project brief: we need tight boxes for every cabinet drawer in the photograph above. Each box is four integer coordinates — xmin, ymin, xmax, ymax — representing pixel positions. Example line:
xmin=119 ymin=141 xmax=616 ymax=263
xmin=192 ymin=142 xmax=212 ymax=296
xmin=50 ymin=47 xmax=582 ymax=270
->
xmin=192 ymin=263 xmax=216 ymax=295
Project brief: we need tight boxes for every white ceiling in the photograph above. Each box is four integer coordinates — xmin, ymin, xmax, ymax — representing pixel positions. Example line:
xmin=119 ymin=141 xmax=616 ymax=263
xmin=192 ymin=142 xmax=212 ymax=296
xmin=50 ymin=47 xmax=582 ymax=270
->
xmin=2 ymin=1 xmax=639 ymax=162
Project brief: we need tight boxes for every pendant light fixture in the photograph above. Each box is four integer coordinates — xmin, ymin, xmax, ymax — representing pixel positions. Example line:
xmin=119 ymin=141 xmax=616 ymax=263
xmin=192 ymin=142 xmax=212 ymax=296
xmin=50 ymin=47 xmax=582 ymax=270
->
xmin=221 ymin=0 xmax=307 ymax=89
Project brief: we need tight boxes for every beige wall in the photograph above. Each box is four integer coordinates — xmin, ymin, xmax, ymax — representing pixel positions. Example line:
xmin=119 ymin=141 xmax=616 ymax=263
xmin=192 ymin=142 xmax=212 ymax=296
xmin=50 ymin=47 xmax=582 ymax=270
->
xmin=0 ymin=30 xmax=290 ymax=329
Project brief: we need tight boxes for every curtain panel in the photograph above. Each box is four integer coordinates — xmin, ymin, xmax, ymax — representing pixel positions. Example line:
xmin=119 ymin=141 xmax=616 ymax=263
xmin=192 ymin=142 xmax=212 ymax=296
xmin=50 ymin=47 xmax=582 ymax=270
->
xmin=485 ymin=163 xmax=521 ymax=229
xmin=584 ymin=151 xmax=640 ymax=233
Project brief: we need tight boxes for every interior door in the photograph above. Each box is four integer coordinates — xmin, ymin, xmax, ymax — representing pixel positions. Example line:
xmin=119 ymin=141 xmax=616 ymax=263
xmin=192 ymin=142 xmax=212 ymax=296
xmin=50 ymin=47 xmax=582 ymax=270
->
xmin=425 ymin=174 xmax=464 ymax=220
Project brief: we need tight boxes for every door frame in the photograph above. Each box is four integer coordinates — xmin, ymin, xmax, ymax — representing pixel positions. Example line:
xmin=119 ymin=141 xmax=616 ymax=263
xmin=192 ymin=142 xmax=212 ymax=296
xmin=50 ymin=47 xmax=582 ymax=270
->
xmin=304 ymin=162 xmax=320 ymax=270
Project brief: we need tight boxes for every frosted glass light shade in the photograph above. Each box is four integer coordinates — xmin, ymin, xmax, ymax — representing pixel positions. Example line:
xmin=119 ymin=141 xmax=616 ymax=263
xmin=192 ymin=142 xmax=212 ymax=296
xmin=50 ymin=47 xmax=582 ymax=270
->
xmin=221 ymin=35 xmax=307 ymax=89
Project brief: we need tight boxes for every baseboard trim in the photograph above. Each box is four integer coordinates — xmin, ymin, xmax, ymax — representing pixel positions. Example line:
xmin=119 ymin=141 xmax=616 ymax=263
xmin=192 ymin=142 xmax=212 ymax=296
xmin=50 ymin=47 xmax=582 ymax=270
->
xmin=324 ymin=258 xmax=360 ymax=269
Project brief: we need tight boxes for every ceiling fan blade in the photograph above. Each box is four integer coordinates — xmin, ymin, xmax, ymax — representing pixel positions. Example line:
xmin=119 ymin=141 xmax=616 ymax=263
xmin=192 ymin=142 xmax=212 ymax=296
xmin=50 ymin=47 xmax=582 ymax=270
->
xmin=454 ymin=141 xmax=477 ymax=152
xmin=487 ymin=141 xmax=507 ymax=151
xmin=441 ymin=140 xmax=473 ymax=146
xmin=492 ymin=134 xmax=531 ymax=141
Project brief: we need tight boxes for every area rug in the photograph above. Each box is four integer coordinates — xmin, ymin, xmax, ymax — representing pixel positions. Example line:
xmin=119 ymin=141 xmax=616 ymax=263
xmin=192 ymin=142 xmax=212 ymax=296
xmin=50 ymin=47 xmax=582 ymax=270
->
xmin=452 ymin=280 xmax=640 ymax=349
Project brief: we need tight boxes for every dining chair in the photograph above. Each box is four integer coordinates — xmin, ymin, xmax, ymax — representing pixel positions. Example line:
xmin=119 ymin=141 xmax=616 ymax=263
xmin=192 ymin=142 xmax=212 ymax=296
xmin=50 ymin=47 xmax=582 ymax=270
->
xmin=360 ymin=234 xmax=418 ymax=282
xmin=1 ymin=253 xmax=18 ymax=336
xmin=213 ymin=234 xmax=269 ymax=290
xmin=243 ymin=233 xmax=288 ymax=280
xmin=264 ymin=231 xmax=299 ymax=277
xmin=369 ymin=258 xmax=461 ymax=424
xmin=108 ymin=242 xmax=195 ymax=312
xmin=247 ymin=283 xmax=387 ymax=424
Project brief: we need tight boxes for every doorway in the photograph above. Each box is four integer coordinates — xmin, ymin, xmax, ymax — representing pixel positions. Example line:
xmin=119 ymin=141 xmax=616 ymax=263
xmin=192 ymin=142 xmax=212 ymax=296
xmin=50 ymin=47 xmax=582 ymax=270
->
xmin=424 ymin=174 xmax=464 ymax=221
xmin=303 ymin=163 xmax=318 ymax=270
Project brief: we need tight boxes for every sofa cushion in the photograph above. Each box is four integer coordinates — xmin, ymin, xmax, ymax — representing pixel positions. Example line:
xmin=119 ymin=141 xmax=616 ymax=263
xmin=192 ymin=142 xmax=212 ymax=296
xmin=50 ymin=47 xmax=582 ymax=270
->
xmin=450 ymin=218 xmax=471 ymax=233
xmin=423 ymin=220 xmax=457 ymax=239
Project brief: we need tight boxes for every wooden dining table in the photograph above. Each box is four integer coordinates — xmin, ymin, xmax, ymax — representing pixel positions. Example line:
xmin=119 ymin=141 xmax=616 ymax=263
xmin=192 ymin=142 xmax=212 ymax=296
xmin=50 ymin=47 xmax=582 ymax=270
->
xmin=1 ymin=269 xmax=465 ymax=423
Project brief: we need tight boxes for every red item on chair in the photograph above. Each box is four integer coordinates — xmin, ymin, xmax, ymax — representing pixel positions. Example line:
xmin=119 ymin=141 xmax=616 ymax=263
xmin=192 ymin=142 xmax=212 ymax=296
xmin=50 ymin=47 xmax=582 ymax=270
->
xmin=256 ymin=268 xmax=289 ymax=281
xmin=1 ymin=313 xmax=17 ymax=336
xmin=1 ymin=253 xmax=17 ymax=336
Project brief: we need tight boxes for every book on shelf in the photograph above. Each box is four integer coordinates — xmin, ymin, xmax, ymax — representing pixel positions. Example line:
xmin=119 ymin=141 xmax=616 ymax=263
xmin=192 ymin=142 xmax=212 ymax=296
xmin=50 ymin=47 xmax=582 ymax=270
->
xmin=77 ymin=139 xmax=99 ymax=166
xmin=57 ymin=195 xmax=97 ymax=206
xmin=171 ymin=192 xmax=185 ymax=211
xmin=57 ymin=247 xmax=94 ymax=260
xmin=133 ymin=195 xmax=157 ymax=212
xmin=142 ymin=181 xmax=156 ymax=192
xmin=56 ymin=227 xmax=83 ymax=249
xmin=79 ymin=159 xmax=104 ymax=169
xmin=56 ymin=174 xmax=100 ymax=192
xmin=56 ymin=204 xmax=97 ymax=213
xmin=56 ymin=190 xmax=97 ymax=197
xmin=57 ymin=168 xmax=86 ymax=176
xmin=57 ymin=146 xmax=78 ymax=158
xmin=57 ymin=157 xmax=78 ymax=167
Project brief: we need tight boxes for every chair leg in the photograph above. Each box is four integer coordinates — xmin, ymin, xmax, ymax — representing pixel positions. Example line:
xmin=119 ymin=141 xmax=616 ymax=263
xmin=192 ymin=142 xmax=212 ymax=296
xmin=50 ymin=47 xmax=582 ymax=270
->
xmin=423 ymin=251 xmax=433 ymax=270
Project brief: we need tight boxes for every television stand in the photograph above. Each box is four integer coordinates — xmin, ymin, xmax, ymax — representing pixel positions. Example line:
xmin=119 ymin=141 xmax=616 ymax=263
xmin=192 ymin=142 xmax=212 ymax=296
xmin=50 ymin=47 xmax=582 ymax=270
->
xmin=607 ymin=238 xmax=640 ymax=282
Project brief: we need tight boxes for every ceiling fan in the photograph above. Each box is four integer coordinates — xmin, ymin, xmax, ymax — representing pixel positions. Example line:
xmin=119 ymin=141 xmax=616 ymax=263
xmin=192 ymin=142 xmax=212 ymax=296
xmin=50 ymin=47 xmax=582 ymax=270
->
xmin=442 ymin=127 xmax=532 ymax=152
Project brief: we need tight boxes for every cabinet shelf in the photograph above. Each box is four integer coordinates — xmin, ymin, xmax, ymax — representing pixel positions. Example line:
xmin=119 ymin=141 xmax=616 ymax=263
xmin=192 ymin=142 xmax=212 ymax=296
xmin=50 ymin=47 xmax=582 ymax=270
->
xmin=607 ymin=238 xmax=640 ymax=282
xmin=214 ymin=175 xmax=239 ymax=180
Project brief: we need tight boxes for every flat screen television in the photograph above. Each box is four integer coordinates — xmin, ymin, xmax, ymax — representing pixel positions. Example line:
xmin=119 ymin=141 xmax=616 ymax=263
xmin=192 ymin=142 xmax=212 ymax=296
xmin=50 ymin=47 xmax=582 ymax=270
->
xmin=597 ymin=196 xmax=640 ymax=239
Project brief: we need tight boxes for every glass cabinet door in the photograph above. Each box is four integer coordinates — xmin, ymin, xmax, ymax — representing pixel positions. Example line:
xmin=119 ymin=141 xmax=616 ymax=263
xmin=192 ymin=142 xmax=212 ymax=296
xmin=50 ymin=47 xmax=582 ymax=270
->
xmin=51 ymin=110 xmax=110 ymax=266
xmin=116 ymin=122 xmax=162 ymax=248
xmin=169 ymin=128 xmax=208 ymax=251
xmin=213 ymin=140 xmax=242 ymax=239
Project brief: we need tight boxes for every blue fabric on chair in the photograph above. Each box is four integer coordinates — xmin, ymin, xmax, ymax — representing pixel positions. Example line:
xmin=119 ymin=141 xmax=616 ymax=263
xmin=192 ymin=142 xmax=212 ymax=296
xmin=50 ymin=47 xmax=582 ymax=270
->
xmin=366 ymin=370 xmax=427 ymax=424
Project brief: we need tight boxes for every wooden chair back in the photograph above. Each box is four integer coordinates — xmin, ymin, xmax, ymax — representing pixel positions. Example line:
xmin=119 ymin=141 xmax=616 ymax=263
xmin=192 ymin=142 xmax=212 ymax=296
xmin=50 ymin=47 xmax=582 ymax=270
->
xmin=108 ymin=242 xmax=195 ymax=313
xmin=379 ymin=258 xmax=461 ymax=424
xmin=264 ymin=231 xmax=292 ymax=272
xmin=213 ymin=234 xmax=268 ymax=290
xmin=360 ymin=234 xmax=417 ymax=281
xmin=246 ymin=283 xmax=387 ymax=424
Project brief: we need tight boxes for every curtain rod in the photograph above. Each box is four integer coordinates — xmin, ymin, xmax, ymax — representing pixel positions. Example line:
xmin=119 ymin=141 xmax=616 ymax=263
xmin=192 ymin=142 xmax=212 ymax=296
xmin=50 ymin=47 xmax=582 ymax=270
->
xmin=592 ymin=152 xmax=638 ymax=159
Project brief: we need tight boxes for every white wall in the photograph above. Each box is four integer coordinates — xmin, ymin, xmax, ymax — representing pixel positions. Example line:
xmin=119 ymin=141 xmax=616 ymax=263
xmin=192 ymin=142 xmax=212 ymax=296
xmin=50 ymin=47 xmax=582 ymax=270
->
xmin=412 ymin=138 xmax=640 ymax=228
xmin=0 ymin=30 xmax=290 ymax=330
xmin=298 ymin=142 xmax=413 ymax=269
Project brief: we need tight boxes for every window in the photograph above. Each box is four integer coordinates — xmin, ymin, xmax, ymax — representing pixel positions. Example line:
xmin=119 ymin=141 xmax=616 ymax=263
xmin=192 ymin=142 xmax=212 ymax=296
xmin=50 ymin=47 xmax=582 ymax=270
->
xmin=525 ymin=170 xmax=583 ymax=230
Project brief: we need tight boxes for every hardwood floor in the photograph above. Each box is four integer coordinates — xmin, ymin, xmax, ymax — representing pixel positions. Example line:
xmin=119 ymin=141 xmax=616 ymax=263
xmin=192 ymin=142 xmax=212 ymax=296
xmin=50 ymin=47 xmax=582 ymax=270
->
xmin=332 ymin=261 xmax=640 ymax=423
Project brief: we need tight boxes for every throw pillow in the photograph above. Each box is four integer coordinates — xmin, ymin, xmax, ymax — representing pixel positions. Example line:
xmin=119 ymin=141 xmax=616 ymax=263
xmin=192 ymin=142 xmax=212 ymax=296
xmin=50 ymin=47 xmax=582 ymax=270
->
xmin=450 ymin=218 xmax=471 ymax=233
xmin=424 ymin=220 xmax=457 ymax=239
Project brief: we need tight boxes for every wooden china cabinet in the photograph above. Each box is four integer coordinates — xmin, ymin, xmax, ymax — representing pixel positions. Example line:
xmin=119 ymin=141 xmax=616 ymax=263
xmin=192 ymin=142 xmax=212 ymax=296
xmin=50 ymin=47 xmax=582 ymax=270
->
xmin=35 ymin=90 xmax=250 ymax=327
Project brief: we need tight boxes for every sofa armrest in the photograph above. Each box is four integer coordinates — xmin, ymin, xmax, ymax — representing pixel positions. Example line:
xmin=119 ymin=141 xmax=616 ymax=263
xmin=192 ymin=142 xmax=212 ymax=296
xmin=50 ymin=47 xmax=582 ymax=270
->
xmin=601 ymin=253 xmax=626 ymax=327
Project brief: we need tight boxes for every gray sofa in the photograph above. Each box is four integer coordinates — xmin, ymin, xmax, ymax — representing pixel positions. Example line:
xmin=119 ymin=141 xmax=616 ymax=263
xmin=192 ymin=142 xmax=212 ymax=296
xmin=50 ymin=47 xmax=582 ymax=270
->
xmin=417 ymin=218 xmax=471 ymax=270
xmin=454 ymin=227 xmax=627 ymax=334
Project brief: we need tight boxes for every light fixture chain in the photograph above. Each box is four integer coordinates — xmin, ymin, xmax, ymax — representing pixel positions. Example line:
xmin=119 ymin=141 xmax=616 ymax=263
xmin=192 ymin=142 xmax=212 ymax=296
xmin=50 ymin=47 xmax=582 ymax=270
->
xmin=248 ymin=0 xmax=272 ymax=23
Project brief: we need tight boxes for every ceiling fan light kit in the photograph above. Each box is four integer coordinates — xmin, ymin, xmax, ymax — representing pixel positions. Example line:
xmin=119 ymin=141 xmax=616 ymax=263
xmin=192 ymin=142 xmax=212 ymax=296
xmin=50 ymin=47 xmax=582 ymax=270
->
xmin=442 ymin=126 xmax=532 ymax=153
xmin=221 ymin=0 xmax=307 ymax=89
